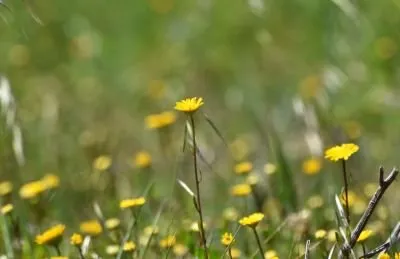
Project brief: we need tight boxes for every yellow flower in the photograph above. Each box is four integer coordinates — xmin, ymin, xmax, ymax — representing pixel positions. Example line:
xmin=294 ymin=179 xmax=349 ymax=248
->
xmin=395 ymin=252 xmax=400 ymax=259
xmin=123 ymin=241 xmax=136 ymax=252
xmin=173 ymin=244 xmax=188 ymax=256
xmin=174 ymin=97 xmax=204 ymax=113
xmin=234 ymin=161 xmax=253 ymax=175
xmin=105 ymin=218 xmax=120 ymax=230
xmin=302 ymin=158 xmax=322 ymax=175
xmin=159 ymin=235 xmax=176 ymax=248
xmin=1 ymin=204 xmax=13 ymax=215
xmin=230 ymin=248 xmax=241 ymax=258
xmin=93 ymin=155 xmax=112 ymax=171
xmin=357 ymin=229 xmax=373 ymax=242
xmin=134 ymin=151 xmax=152 ymax=168
xmin=145 ymin=111 xmax=176 ymax=129
xmin=79 ymin=220 xmax=103 ymax=236
xmin=307 ymin=195 xmax=324 ymax=209
xmin=19 ymin=180 xmax=46 ymax=199
xmin=239 ymin=212 xmax=264 ymax=228
xmin=223 ymin=207 xmax=239 ymax=221
xmin=120 ymin=197 xmax=146 ymax=209
xmin=221 ymin=232 xmax=234 ymax=246
xmin=35 ymin=224 xmax=65 ymax=245
xmin=0 ymin=181 xmax=12 ymax=196
xmin=70 ymin=233 xmax=83 ymax=246
xmin=327 ymin=229 xmax=337 ymax=242
xmin=378 ymin=253 xmax=391 ymax=259
xmin=143 ymin=225 xmax=159 ymax=236
xmin=314 ymin=229 xmax=327 ymax=239
xmin=41 ymin=174 xmax=60 ymax=189
xmin=230 ymin=183 xmax=251 ymax=197
xmin=265 ymin=249 xmax=279 ymax=259
xmin=106 ymin=245 xmax=120 ymax=255
xmin=264 ymin=163 xmax=277 ymax=175
xmin=189 ymin=221 xmax=207 ymax=232
xmin=324 ymin=143 xmax=359 ymax=161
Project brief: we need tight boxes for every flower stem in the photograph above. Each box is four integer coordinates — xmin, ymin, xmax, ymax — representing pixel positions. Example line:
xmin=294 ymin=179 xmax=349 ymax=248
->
xmin=189 ymin=114 xmax=209 ymax=259
xmin=228 ymin=247 xmax=233 ymax=259
xmin=78 ymin=247 xmax=85 ymax=259
xmin=252 ymin=228 xmax=265 ymax=259
xmin=341 ymin=159 xmax=350 ymax=225
xmin=55 ymin=245 xmax=61 ymax=256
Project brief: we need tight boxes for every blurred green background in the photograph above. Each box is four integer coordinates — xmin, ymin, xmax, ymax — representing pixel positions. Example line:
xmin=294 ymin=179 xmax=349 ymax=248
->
xmin=1 ymin=0 xmax=400 ymax=229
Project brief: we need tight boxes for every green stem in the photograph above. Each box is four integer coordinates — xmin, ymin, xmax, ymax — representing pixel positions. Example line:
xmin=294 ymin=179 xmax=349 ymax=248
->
xmin=252 ymin=228 xmax=265 ymax=259
xmin=341 ymin=160 xmax=350 ymax=225
xmin=228 ymin=247 xmax=233 ymax=259
xmin=189 ymin=114 xmax=209 ymax=259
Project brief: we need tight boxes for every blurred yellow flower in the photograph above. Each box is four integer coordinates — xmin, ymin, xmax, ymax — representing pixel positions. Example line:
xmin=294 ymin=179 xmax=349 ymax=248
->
xmin=340 ymin=190 xmax=357 ymax=207
xmin=264 ymin=163 xmax=277 ymax=175
xmin=363 ymin=183 xmax=378 ymax=197
xmin=70 ymin=233 xmax=83 ymax=246
xmin=106 ymin=245 xmax=120 ymax=255
xmin=143 ymin=225 xmax=159 ymax=236
xmin=173 ymin=243 xmax=188 ymax=256
xmin=41 ymin=174 xmax=60 ymax=189
xmin=134 ymin=151 xmax=152 ymax=168
xmin=378 ymin=253 xmax=391 ymax=259
xmin=105 ymin=218 xmax=120 ymax=230
xmin=265 ymin=249 xmax=279 ymax=259
xmin=35 ymin=224 xmax=65 ymax=245
xmin=145 ymin=111 xmax=176 ymax=129
xmin=80 ymin=220 xmax=103 ymax=236
xmin=19 ymin=180 xmax=46 ymax=199
xmin=174 ymin=97 xmax=204 ymax=113
xmin=324 ymin=143 xmax=359 ymax=161
xmin=0 ymin=181 xmax=12 ymax=196
xmin=1 ymin=204 xmax=13 ymax=215
xmin=93 ymin=155 xmax=112 ymax=171
xmin=230 ymin=183 xmax=251 ymax=197
xmin=234 ymin=161 xmax=253 ymax=175
xmin=307 ymin=195 xmax=324 ymax=209
xmin=230 ymin=248 xmax=241 ymax=258
xmin=221 ymin=232 xmax=234 ymax=246
xmin=223 ymin=207 xmax=239 ymax=221
xmin=302 ymin=158 xmax=322 ymax=175
xmin=189 ymin=221 xmax=207 ymax=232
xmin=247 ymin=174 xmax=260 ymax=185
xmin=314 ymin=229 xmax=327 ymax=239
xmin=239 ymin=212 xmax=264 ymax=228
xmin=159 ymin=235 xmax=176 ymax=248
xmin=123 ymin=241 xmax=136 ymax=252
xmin=357 ymin=229 xmax=373 ymax=242
xmin=120 ymin=197 xmax=146 ymax=209
xmin=327 ymin=229 xmax=337 ymax=242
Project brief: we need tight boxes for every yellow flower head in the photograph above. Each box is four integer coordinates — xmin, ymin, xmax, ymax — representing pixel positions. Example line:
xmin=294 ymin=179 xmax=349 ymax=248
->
xmin=378 ymin=253 xmax=391 ymax=259
xmin=41 ymin=174 xmax=60 ymax=189
xmin=302 ymin=158 xmax=322 ymax=175
xmin=230 ymin=183 xmax=252 ymax=197
xmin=145 ymin=111 xmax=176 ymax=129
xmin=174 ymin=97 xmax=204 ymax=113
xmin=123 ymin=241 xmax=136 ymax=252
xmin=35 ymin=224 xmax=66 ymax=245
xmin=105 ymin=218 xmax=120 ymax=230
xmin=234 ymin=161 xmax=253 ymax=175
xmin=93 ymin=155 xmax=112 ymax=171
xmin=173 ymin=243 xmax=188 ymax=256
xmin=265 ymin=250 xmax=279 ymax=259
xmin=159 ymin=235 xmax=176 ymax=248
xmin=357 ymin=229 xmax=373 ymax=242
xmin=80 ymin=220 xmax=103 ymax=236
xmin=0 ymin=181 xmax=12 ymax=196
xmin=314 ymin=229 xmax=327 ymax=239
xmin=1 ymin=204 xmax=13 ymax=215
xmin=324 ymin=143 xmax=359 ymax=161
xmin=264 ymin=163 xmax=277 ymax=175
xmin=134 ymin=151 xmax=152 ymax=169
xmin=189 ymin=221 xmax=207 ymax=232
xmin=239 ymin=212 xmax=264 ymax=228
xmin=106 ymin=245 xmax=120 ymax=255
xmin=120 ymin=197 xmax=146 ymax=209
xmin=143 ymin=225 xmax=159 ymax=236
xmin=327 ymin=229 xmax=337 ymax=243
xmin=70 ymin=233 xmax=83 ymax=246
xmin=307 ymin=195 xmax=324 ymax=209
xmin=230 ymin=248 xmax=241 ymax=258
xmin=221 ymin=232 xmax=234 ymax=246
xmin=19 ymin=180 xmax=46 ymax=199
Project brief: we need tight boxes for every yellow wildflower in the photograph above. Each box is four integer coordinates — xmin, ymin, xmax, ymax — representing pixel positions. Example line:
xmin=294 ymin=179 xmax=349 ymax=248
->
xmin=173 ymin=244 xmax=188 ymax=256
xmin=93 ymin=155 xmax=112 ymax=171
xmin=378 ymin=253 xmax=391 ymax=259
xmin=239 ymin=212 xmax=264 ymax=228
xmin=41 ymin=174 xmax=60 ymax=189
xmin=234 ymin=161 xmax=253 ymax=175
xmin=357 ymin=229 xmax=373 ymax=242
xmin=264 ymin=163 xmax=277 ymax=175
xmin=19 ymin=181 xmax=46 ymax=199
xmin=265 ymin=249 xmax=279 ymax=259
xmin=230 ymin=248 xmax=241 ymax=258
xmin=105 ymin=218 xmax=120 ymax=230
xmin=70 ymin=233 xmax=83 ymax=246
xmin=106 ymin=245 xmax=120 ymax=255
xmin=221 ymin=232 xmax=234 ymax=246
xmin=159 ymin=235 xmax=176 ymax=248
xmin=230 ymin=183 xmax=251 ymax=197
xmin=145 ymin=111 xmax=176 ymax=129
xmin=174 ymin=97 xmax=204 ymax=113
xmin=134 ymin=151 xmax=152 ymax=168
xmin=302 ymin=158 xmax=322 ymax=175
xmin=324 ymin=143 xmax=359 ymax=161
xmin=80 ymin=220 xmax=103 ymax=236
xmin=314 ymin=229 xmax=327 ymax=239
xmin=0 ymin=181 xmax=12 ymax=196
xmin=120 ymin=197 xmax=146 ymax=209
xmin=1 ymin=204 xmax=13 ymax=215
xmin=123 ymin=241 xmax=136 ymax=252
xmin=327 ymin=229 xmax=337 ymax=242
xmin=35 ymin=224 xmax=65 ymax=245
